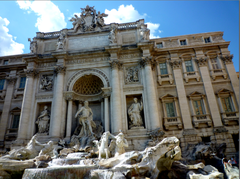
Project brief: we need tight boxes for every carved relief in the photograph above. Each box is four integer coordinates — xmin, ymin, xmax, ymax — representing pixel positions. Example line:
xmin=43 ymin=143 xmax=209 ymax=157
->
xmin=140 ymin=56 xmax=154 ymax=67
xmin=69 ymin=5 xmax=108 ymax=33
xmin=170 ymin=60 xmax=182 ymax=69
xmin=40 ymin=75 xmax=53 ymax=91
xmin=125 ymin=66 xmax=139 ymax=84
xmin=196 ymin=58 xmax=207 ymax=66
xmin=109 ymin=60 xmax=122 ymax=69
xmin=54 ymin=66 xmax=66 ymax=74
xmin=6 ymin=77 xmax=17 ymax=84
xmin=221 ymin=55 xmax=233 ymax=64
xmin=36 ymin=106 xmax=50 ymax=134
xmin=212 ymin=34 xmax=223 ymax=42
xmin=24 ymin=69 xmax=39 ymax=77
xmin=56 ymin=32 xmax=66 ymax=51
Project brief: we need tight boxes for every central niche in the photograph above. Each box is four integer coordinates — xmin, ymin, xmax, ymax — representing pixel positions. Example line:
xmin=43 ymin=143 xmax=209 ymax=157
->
xmin=73 ymin=75 xmax=104 ymax=95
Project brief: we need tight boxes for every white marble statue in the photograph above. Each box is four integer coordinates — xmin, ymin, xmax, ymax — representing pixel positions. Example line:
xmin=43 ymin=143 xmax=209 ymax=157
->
xmin=139 ymin=26 xmax=150 ymax=41
xmin=38 ymin=141 xmax=54 ymax=156
xmin=75 ymin=101 xmax=96 ymax=137
xmin=113 ymin=131 xmax=128 ymax=157
xmin=36 ymin=106 xmax=50 ymax=133
xmin=128 ymin=98 xmax=143 ymax=128
xmin=56 ymin=32 xmax=66 ymax=50
xmin=109 ymin=27 xmax=117 ymax=44
xmin=93 ymin=131 xmax=114 ymax=159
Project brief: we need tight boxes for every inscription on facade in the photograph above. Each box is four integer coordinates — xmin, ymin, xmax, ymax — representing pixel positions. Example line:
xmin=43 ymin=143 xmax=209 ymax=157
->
xmin=66 ymin=57 xmax=109 ymax=64
xmin=68 ymin=35 xmax=109 ymax=50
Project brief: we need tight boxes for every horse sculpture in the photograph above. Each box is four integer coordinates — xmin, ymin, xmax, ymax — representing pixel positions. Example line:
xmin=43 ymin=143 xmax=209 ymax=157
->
xmin=93 ymin=131 xmax=113 ymax=159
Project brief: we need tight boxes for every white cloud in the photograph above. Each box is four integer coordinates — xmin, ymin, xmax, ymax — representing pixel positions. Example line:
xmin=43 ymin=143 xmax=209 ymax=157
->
xmin=17 ymin=0 xmax=66 ymax=32
xmin=104 ymin=4 xmax=161 ymax=39
xmin=0 ymin=17 xmax=24 ymax=56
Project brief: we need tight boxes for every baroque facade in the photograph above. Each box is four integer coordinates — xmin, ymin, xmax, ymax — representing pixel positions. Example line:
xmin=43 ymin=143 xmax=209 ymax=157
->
xmin=0 ymin=6 xmax=239 ymax=157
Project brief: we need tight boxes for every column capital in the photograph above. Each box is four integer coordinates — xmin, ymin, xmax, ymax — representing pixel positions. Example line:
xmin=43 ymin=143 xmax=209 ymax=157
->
xmin=109 ymin=60 xmax=122 ymax=69
xmin=6 ymin=77 xmax=17 ymax=84
xmin=64 ymin=93 xmax=73 ymax=101
xmin=220 ymin=55 xmax=233 ymax=64
xmin=169 ymin=60 xmax=182 ymax=69
xmin=54 ymin=65 xmax=66 ymax=74
xmin=140 ymin=56 xmax=155 ymax=67
xmin=24 ymin=68 xmax=39 ymax=77
xmin=195 ymin=57 xmax=207 ymax=67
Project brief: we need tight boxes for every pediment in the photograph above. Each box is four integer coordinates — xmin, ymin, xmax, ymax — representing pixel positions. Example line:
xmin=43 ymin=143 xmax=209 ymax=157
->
xmin=10 ymin=107 xmax=21 ymax=112
xmin=188 ymin=91 xmax=204 ymax=97
xmin=160 ymin=94 xmax=176 ymax=100
xmin=216 ymin=88 xmax=233 ymax=94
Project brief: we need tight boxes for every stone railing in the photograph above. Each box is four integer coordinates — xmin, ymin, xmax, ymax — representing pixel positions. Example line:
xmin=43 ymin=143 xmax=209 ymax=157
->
xmin=210 ymin=68 xmax=227 ymax=80
xmin=163 ymin=116 xmax=182 ymax=130
xmin=117 ymin=22 xmax=138 ymax=29
xmin=36 ymin=31 xmax=61 ymax=38
xmin=183 ymin=71 xmax=201 ymax=83
xmin=221 ymin=111 xmax=239 ymax=126
xmin=192 ymin=114 xmax=212 ymax=128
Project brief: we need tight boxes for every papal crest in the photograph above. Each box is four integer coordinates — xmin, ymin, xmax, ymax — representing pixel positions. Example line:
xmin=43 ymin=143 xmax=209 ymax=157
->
xmin=70 ymin=5 xmax=108 ymax=32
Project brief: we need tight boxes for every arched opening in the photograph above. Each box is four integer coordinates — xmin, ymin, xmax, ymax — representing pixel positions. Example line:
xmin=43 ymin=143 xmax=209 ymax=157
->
xmin=73 ymin=75 xmax=104 ymax=95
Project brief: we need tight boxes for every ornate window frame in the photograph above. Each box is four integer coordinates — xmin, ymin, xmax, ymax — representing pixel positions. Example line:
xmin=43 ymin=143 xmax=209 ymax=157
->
xmin=188 ymin=91 xmax=212 ymax=128
xmin=0 ymin=72 xmax=7 ymax=100
xmin=207 ymin=54 xmax=227 ymax=80
xmin=216 ymin=89 xmax=239 ymax=126
xmin=155 ymin=58 xmax=174 ymax=85
xmin=160 ymin=94 xmax=182 ymax=130
xmin=180 ymin=55 xmax=200 ymax=83
xmin=5 ymin=107 xmax=21 ymax=141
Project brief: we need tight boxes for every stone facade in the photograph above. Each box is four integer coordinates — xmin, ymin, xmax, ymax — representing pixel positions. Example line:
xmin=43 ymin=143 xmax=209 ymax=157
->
xmin=0 ymin=6 xmax=238 ymax=158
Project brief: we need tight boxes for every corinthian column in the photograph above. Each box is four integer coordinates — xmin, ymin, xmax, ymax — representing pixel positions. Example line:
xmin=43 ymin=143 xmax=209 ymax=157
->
xmin=109 ymin=60 xmax=122 ymax=134
xmin=17 ymin=69 xmax=38 ymax=141
xmin=140 ymin=56 xmax=160 ymax=130
xmin=49 ymin=65 xmax=66 ymax=139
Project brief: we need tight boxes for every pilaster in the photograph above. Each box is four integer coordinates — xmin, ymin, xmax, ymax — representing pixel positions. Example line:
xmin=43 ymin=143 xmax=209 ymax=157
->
xmin=0 ymin=75 xmax=17 ymax=144
xmin=221 ymin=55 xmax=239 ymax=104
xmin=170 ymin=59 xmax=193 ymax=129
xmin=196 ymin=57 xmax=223 ymax=127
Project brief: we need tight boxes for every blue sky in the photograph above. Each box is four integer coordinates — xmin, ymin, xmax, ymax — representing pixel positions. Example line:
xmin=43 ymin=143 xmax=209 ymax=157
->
xmin=0 ymin=1 xmax=239 ymax=71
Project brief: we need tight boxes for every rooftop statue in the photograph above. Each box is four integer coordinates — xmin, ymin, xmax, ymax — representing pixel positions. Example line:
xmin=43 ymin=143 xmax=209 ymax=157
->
xmin=69 ymin=5 xmax=108 ymax=33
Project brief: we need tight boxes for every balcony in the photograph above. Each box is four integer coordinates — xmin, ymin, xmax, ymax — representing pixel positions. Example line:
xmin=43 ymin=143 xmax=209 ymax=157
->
xmin=163 ymin=116 xmax=182 ymax=130
xmin=192 ymin=114 xmax=212 ymax=128
xmin=157 ymin=74 xmax=174 ymax=85
xmin=183 ymin=71 xmax=201 ymax=83
xmin=221 ymin=111 xmax=239 ymax=126
xmin=210 ymin=68 xmax=227 ymax=80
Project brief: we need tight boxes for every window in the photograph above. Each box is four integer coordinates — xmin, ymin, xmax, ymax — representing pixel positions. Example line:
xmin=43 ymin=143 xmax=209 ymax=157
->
xmin=3 ymin=60 xmax=8 ymax=65
xmin=0 ymin=79 xmax=5 ymax=90
xmin=11 ymin=115 xmax=20 ymax=129
xmin=166 ymin=102 xmax=176 ymax=117
xmin=19 ymin=77 xmax=26 ymax=89
xmin=204 ymin=37 xmax=211 ymax=43
xmin=159 ymin=63 xmax=168 ymax=75
xmin=185 ymin=60 xmax=194 ymax=72
xmin=193 ymin=100 xmax=205 ymax=115
xmin=210 ymin=58 xmax=220 ymax=69
xmin=156 ymin=42 xmax=163 ymax=48
xmin=222 ymin=97 xmax=234 ymax=112
xmin=180 ymin=40 xmax=187 ymax=45
xmin=201 ymin=137 xmax=211 ymax=143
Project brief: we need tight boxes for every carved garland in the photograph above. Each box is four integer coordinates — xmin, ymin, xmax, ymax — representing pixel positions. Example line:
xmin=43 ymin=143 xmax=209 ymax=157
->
xmin=109 ymin=60 xmax=123 ymax=69
xmin=140 ymin=56 xmax=155 ymax=67
xmin=54 ymin=66 xmax=66 ymax=74
xmin=220 ymin=55 xmax=233 ymax=64
xmin=169 ymin=60 xmax=182 ymax=69
xmin=195 ymin=58 xmax=207 ymax=67
xmin=24 ymin=69 xmax=39 ymax=77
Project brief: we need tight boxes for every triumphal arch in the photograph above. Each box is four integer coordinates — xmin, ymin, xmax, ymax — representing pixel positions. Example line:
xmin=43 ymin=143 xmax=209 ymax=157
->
xmin=0 ymin=5 xmax=238 ymax=155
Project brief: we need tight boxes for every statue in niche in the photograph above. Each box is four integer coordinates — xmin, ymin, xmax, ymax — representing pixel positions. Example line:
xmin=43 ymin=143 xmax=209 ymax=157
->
xmin=36 ymin=106 xmax=50 ymax=134
xmin=128 ymin=98 xmax=144 ymax=128
xmin=40 ymin=75 xmax=53 ymax=91
xmin=125 ymin=67 xmax=139 ymax=83
xmin=56 ymin=32 xmax=66 ymax=50
xmin=75 ymin=101 xmax=96 ymax=137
